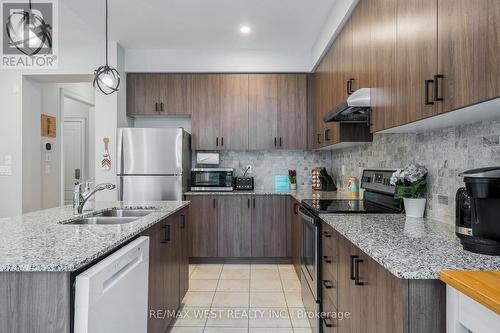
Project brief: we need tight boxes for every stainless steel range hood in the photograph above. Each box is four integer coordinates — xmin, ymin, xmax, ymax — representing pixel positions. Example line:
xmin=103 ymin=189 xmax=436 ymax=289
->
xmin=323 ymin=88 xmax=371 ymax=124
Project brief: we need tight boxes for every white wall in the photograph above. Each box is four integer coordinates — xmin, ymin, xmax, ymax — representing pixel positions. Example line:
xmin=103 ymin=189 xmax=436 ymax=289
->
xmin=21 ymin=78 xmax=42 ymax=213
xmin=0 ymin=0 xmax=122 ymax=217
xmin=125 ymin=48 xmax=313 ymax=73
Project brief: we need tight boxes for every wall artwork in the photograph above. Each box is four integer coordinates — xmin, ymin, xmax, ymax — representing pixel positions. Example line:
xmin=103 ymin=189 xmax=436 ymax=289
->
xmin=41 ymin=114 xmax=56 ymax=138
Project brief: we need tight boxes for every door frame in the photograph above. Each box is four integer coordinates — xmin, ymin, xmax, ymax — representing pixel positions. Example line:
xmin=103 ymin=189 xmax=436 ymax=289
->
xmin=59 ymin=88 xmax=95 ymax=206
xmin=62 ymin=118 xmax=86 ymax=205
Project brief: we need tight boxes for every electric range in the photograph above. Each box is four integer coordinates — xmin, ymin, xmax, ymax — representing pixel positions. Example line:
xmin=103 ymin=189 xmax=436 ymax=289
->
xmin=299 ymin=169 xmax=403 ymax=333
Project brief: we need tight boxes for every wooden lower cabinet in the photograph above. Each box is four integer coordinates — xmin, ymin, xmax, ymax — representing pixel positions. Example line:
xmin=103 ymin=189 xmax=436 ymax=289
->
xmin=218 ymin=196 xmax=252 ymax=257
xmin=251 ymin=196 xmax=287 ymax=257
xmin=323 ymin=225 xmax=445 ymax=333
xmin=187 ymin=195 xmax=288 ymax=259
xmin=142 ymin=207 xmax=190 ymax=333
xmin=188 ymin=195 xmax=218 ymax=257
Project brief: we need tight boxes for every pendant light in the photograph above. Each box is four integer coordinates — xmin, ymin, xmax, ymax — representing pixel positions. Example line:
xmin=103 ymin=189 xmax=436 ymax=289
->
xmin=5 ymin=0 xmax=52 ymax=56
xmin=93 ymin=0 xmax=120 ymax=95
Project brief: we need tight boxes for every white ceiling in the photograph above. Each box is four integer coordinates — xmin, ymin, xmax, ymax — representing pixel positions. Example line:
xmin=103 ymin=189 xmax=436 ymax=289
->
xmin=63 ymin=0 xmax=338 ymax=50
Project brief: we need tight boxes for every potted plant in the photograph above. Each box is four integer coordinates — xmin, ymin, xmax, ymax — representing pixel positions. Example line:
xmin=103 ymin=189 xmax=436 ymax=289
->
xmin=288 ymin=170 xmax=297 ymax=190
xmin=390 ymin=164 xmax=428 ymax=218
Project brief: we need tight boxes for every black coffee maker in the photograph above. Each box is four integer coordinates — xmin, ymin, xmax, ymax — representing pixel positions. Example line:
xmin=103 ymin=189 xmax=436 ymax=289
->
xmin=456 ymin=167 xmax=500 ymax=255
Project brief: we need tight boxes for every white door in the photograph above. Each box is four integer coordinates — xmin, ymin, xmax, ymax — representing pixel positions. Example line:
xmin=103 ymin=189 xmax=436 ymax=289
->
xmin=64 ymin=119 xmax=86 ymax=204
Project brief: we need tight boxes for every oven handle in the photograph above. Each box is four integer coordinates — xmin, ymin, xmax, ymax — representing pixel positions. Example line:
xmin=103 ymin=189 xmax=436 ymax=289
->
xmin=298 ymin=206 xmax=316 ymax=225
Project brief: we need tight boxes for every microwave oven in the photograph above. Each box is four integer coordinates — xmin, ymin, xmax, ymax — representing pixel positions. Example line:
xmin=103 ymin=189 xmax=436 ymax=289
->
xmin=190 ymin=168 xmax=234 ymax=191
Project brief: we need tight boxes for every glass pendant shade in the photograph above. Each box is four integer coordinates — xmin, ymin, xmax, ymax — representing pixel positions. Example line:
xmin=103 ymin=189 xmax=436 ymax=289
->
xmin=5 ymin=7 xmax=52 ymax=56
xmin=93 ymin=65 xmax=120 ymax=95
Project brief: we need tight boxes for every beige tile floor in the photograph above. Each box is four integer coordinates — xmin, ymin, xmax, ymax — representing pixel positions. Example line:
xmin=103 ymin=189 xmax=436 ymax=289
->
xmin=167 ymin=263 xmax=312 ymax=333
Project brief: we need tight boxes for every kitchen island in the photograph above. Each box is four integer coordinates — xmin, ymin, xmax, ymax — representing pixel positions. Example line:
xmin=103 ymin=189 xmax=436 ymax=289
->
xmin=0 ymin=201 xmax=190 ymax=333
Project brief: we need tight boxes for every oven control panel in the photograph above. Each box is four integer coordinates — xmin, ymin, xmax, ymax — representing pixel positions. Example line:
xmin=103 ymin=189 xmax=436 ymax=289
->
xmin=361 ymin=169 xmax=396 ymax=195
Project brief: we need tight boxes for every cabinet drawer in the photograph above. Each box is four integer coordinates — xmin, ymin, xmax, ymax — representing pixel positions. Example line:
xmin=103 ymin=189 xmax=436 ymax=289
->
xmin=321 ymin=223 xmax=337 ymax=252
xmin=322 ymin=293 xmax=338 ymax=333
xmin=321 ymin=272 xmax=338 ymax=310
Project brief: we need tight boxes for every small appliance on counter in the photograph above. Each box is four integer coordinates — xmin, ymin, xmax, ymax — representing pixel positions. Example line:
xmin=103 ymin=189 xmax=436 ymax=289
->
xmin=234 ymin=165 xmax=254 ymax=191
xmin=456 ymin=167 xmax=500 ymax=255
xmin=190 ymin=168 xmax=234 ymax=192
xmin=311 ymin=167 xmax=337 ymax=191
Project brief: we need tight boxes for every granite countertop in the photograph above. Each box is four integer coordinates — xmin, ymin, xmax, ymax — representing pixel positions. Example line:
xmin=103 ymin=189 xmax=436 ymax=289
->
xmin=320 ymin=214 xmax=500 ymax=279
xmin=0 ymin=201 xmax=189 ymax=272
xmin=185 ymin=189 xmax=355 ymax=202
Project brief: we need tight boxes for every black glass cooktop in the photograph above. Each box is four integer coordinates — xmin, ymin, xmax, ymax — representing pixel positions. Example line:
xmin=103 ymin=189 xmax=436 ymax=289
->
xmin=302 ymin=199 xmax=399 ymax=214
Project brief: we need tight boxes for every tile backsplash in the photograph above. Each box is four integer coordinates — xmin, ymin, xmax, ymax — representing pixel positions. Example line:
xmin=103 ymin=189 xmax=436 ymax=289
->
xmin=331 ymin=119 xmax=500 ymax=224
xmin=193 ymin=150 xmax=333 ymax=191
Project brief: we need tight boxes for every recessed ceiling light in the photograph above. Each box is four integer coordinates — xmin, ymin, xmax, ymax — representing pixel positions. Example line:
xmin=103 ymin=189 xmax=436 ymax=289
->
xmin=240 ymin=26 xmax=251 ymax=34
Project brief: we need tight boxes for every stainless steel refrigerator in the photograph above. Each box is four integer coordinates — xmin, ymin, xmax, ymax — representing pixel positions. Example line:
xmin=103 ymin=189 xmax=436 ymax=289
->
xmin=117 ymin=128 xmax=191 ymax=201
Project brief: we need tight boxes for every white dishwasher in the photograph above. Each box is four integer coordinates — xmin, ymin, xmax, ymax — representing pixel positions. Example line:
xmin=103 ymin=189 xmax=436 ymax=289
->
xmin=74 ymin=236 xmax=150 ymax=333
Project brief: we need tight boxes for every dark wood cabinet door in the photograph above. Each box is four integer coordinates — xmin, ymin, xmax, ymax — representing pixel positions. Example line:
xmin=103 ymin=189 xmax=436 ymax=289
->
xmin=177 ymin=208 xmax=190 ymax=300
xmin=188 ymin=195 xmax=218 ymax=257
xmin=248 ymin=74 xmax=278 ymax=150
xmin=220 ymin=74 xmax=249 ymax=150
xmin=437 ymin=0 xmax=500 ymax=113
xmin=143 ymin=222 xmax=170 ymax=333
xmin=190 ymin=74 xmax=221 ymax=150
xmin=159 ymin=74 xmax=190 ymax=115
xmin=251 ymin=196 xmax=287 ymax=257
xmin=350 ymin=0 xmax=375 ymax=93
xmin=337 ymin=235 xmax=361 ymax=333
xmin=217 ymin=196 xmax=252 ymax=257
xmin=370 ymin=0 xmax=397 ymax=132
xmin=395 ymin=0 xmax=438 ymax=125
xmin=127 ymin=74 xmax=160 ymax=116
xmin=164 ymin=218 xmax=180 ymax=317
xmin=277 ymin=74 xmax=308 ymax=149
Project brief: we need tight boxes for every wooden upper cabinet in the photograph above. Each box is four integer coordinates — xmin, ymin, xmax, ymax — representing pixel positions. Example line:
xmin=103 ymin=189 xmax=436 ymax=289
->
xmin=370 ymin=0 xmax=397 ymax=132
xmin=248 ymin=74 xmax=278 ymax=150
xmin=395 ymin=0 xmax=438 ymax=125
xmin=349 ymin=0 xmax=374 ymax=93
xmin=190 ymin=74 xmax=221 ymax=150
xmin=277 ymin=74 xmax=308 ymax=149
xmin=220 ymin=74 xmax=249 ymax=150
xmin=159 ymin=74 xmax=190 ymax=115
xmin=437 ymin=0 xmax=500 ymax=113
xmin=127 ymin=74 xmax=161 ymax=116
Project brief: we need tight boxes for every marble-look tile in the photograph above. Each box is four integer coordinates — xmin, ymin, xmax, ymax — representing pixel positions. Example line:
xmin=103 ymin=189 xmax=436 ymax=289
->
xmin=167 ymin=327 xmax=204 ymax=333
xmin=284 ymin=292 xmax=304 ymax=307
xmin=250 ymin=292 xmax=287 ymax=308
xmin=169 ymin=307 xmax=209 ymax=327
xmin=250 ymin=279 xmax=283 ymax=292
xmin=220 ymin=269 xmax=250 ymax=280
xmin=281 ymin=278 xmax=301 ymax=292
xmin=189 ymin=279 xmax=219 ymax=292
xmin=249 ymin=329 xmax=293 ymax=333
xmin=182 ymin=292 xmax=215 ymax=307
xmin=217 ymin=279 xmax=250 ymax=292
xmin=288 ymin=308 xmax=311 ymax=328
xmin=212 ymin=292 xmax=250 ymax=308
xmin=205 ymin=308 xmax=249 ymax=328
xmin=251 ymin=269 xmax=281 ymax=280
xmin=205 ymin=328 xmax=248 ymax=333
xmin=248 ymin=308 xmax=292 ymax=328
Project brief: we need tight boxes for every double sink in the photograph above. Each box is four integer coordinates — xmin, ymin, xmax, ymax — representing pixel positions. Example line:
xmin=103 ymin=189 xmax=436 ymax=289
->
xmin=63 ymin=208 xmax=160 ymax=225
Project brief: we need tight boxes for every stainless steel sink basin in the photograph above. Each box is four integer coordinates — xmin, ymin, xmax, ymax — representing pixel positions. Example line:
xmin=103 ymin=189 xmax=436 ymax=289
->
xmin=93 ymin=208 xmax=160 ymax=218
xmin=64 ymin=216 xmax=139 ymax=225
xmin=61 ymin=207 xmax=160 ymax=225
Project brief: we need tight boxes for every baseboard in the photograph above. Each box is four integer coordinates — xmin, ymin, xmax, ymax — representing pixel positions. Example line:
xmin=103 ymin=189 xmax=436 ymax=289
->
xmin=189 ymin=257 xmax=292 ymax=264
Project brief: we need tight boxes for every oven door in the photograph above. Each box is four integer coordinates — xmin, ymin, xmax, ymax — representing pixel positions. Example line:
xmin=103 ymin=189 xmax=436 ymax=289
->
xmin=190 ymin=169 xmax=233 ymax=191
xmin=299 ymin=205 xmax=321 ymax=333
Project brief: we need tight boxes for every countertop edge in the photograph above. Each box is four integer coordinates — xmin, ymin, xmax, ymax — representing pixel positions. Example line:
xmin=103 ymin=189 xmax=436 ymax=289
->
xmin=0 ymin=201 xmax=190 ymax=273
xmin=440 ymin=270 xmax=500 ymax=315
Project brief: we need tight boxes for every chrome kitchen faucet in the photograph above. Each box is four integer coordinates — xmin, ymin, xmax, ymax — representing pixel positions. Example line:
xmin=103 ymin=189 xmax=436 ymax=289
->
xmin=73 ymin=182 xmax=116 ymax=214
